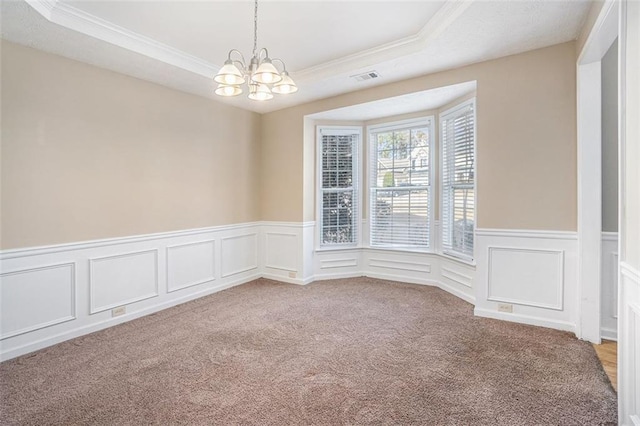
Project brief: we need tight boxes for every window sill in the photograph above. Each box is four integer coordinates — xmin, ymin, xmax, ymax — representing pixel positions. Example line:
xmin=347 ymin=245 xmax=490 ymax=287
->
xmin=365 ymin=246 xmax=432 ymax=255
xmin=439 ymin=251 xmax=476 ymax=267
xmin=315 ymin=245 xmax=362 ymax=253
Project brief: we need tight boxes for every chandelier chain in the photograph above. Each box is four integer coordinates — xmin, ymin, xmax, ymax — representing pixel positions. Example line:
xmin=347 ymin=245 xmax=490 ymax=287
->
xmin=253 ymin=0 xmax=258 ymax=58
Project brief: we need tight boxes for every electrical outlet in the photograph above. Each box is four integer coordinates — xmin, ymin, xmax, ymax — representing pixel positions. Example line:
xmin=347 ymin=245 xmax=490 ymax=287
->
xmin=498 ymin=303 xmax=513 ymax=313
xmin=112 ymin=306 xmax=126 ymax=317
xmin=288 ymin=271 xmax=297 ymax=278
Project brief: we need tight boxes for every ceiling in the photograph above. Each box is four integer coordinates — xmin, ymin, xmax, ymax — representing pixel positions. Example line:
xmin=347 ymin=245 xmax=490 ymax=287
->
xmin=309 ymin=81 xmax=477 ymax=122
xmin=1 ymin=0 xmax=591 ymax=114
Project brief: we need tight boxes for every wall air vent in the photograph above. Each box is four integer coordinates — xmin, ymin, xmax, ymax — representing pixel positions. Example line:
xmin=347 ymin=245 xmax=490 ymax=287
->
xmin=351 ymin=71 xmax=380 ymax=82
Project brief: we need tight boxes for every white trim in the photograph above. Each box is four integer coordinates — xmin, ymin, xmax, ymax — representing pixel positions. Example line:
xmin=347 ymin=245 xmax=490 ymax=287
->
xmin=368 ymin=258 xmax=431 ymax=273
xmin=319 ymin=258 xmax=359 ymax=269
xmin=25 ymin=0 xmax=475 ymax=87
xmin=262 ymin=221 xmax=315 ymax=229
xmin=602 ymin=231 xmax=619 ymax=241
xmin=435 ymin=280 xmax=475 ymax=305
xmin=316 ymin=125 xmax=362 ymax=250
xmin=0 ymin=222 xmax=262 ymax=260
xmin=441 ymin=266 xmax=472 ymax=288
xmin=293 ymin=0 xmax=475 ymax=82
xmin=25 ymin=0 xmax=217 ymax=77
xmin=475 ymin=228 xmax=578 ymax=240
xmin=439 ymin=98 xmax=476 ymax=261
xmin=601 ymin=327 xmax=618 ymax=342
xmin=621 ymin=261 xmax=640 ymax=285
xmin=367 ymin=115 xmax=435 ymax=251
xmin=577 ymin=0 xmax=620 ymax=65
xmin=474 ymin=307 xmax=576 ymax=333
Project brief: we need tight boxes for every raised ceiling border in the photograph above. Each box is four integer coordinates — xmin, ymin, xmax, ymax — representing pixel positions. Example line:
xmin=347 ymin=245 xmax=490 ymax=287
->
xmin=24 ymin=0 xmax=472 ymax=84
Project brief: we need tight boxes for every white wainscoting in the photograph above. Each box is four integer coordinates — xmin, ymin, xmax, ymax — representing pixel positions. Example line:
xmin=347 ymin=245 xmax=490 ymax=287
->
xmin=619 ymin=262 xmax=640 ymax=424
xmin=1 ymin=262 xmax=76 ymax=339
xmin=474 ymin=228 xmax=578 ymax=333
xmin=1 ymin=221 xmax=586 ymax=361
xmin=601 ymin=232 xmax=619 ymax=340
xmin=261 ymin=222 xmax=315 ymax=285
xmin=0 ymin=223 xmax=262 ymax=361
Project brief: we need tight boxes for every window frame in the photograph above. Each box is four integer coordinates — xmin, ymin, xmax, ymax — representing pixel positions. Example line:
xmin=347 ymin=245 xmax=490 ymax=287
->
xmin=367 ymin=116 xmax=435 ymax=252
xmin=439 ymin=98 xmax=477 ymax=263
xmin=316 ymin=126 xmax=362 ymax=250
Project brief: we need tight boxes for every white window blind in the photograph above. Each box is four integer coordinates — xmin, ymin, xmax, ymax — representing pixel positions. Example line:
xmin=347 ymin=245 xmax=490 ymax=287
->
xmin=441 ymin=100 xmax=475 ymax=260
xmin=369 ymin=119 xmax=432 ymax=249
xmin=318 ymin=127 xmax=360 ymax=246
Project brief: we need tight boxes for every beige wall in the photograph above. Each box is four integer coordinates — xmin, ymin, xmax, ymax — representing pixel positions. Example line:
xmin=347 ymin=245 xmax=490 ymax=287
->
xmin=1 ymin=41 xmax=261 ymax=249
xmin=261 ymin=42 xmax=578 ymax=231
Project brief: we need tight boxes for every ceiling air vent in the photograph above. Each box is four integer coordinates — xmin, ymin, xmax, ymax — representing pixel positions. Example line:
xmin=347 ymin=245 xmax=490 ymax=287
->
xmin=351 ymin=71 xmax=380 ymax=82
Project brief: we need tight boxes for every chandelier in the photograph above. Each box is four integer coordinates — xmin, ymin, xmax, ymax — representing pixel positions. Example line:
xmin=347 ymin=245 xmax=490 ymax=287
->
xmin=213 ymin=0 xmax=298 ymax=101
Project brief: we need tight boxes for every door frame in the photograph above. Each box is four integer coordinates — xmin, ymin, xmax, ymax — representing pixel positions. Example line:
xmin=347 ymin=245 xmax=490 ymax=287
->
xmin=576 ymin=0 xmax=619 ymax=344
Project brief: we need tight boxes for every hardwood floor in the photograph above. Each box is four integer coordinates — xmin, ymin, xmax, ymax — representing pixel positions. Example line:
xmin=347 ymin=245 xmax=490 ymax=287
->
xmin=593 ymin=340 xmax=617 ymax=391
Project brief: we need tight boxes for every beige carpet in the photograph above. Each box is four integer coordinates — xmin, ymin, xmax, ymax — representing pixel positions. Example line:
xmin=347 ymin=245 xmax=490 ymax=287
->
xmin=0 ymin=277 xmax=617 ymax=425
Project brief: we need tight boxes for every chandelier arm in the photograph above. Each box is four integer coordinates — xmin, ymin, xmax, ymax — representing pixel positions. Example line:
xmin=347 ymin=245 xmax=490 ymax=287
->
xmin=271 ymin=58 xmax=287 ymax=73
xmin=227 ymin=49 xmax=247 ymax=68
xmin=257 ymin=48 xmax=270 ymax=62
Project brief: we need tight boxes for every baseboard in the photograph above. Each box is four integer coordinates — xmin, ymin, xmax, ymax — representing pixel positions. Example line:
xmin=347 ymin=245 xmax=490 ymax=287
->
xmin=600 ymin=327 xmax=618 ymax=341
xmin=0 ymin=274 xmax=259 ymax=361
xmin=312 ymin=272 xmax=363 ymax=281
xmin=261 ymin=273 xmax=312 ymax=286
xmin=474 ymin=307 xmax=576 ymax=333
xmin=435 ymin=280 xmax=475 ymax=305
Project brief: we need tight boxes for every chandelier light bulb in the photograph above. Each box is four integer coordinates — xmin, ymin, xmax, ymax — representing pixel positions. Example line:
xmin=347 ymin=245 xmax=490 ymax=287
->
xmin=272 ymin=71 xmax=298 ymax=94
xmin=248 ymin=83 xmax=274 ymax=101
xmin=215 ymin=84 xmax=243 ymax=97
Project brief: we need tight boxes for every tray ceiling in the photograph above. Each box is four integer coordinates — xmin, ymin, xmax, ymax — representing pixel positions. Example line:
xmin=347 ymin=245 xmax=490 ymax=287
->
xmin=1 ymin=0 xmax=591 ymax=114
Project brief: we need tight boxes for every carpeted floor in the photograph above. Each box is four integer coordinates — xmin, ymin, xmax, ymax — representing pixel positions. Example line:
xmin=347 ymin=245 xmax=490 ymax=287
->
xmin=0 ymin=277 xmax=617 ymax=425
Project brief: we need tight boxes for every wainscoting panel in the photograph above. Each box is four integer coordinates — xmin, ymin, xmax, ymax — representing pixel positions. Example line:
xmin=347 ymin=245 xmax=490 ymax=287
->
xmin=0 ymin=263 xmax=76 ymax=340
xmin=487 ymin=247 xmax=564 ymax=310
xmin=618 ymin=262 xmax=640 ymax=424
xmin=363 ymin=249 xmax=433 ymax=285
xmin=167 ymin=240 xmax=215 ymax=293
xmin=0 ymin=223 xmax=262 ymax=361
xmin=221 ymin=233 xmax=258 ymax=278
xmin=314 ymin=249 xmax=362 ymax=280
xmin=474 ymin=229 xmax=578 ymax=332
xmin=264 ymin=233 xmax=298 ymax=272
xmin=600 ymin=232 xmax=618 ymax=340
xmin=438 ymin=257 xmax=476 ymax=304
xmin=90 ymin=250 xmax=159 ymax=314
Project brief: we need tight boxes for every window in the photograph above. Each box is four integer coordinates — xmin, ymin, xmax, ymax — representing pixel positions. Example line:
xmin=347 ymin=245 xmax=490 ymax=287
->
xmin=440 ymin=99 xmax=476 ymax=260
xmin=318 ymin=127 xmax=360 ymax=247
xmin=369 ymin=118 xmax=433 ymax=249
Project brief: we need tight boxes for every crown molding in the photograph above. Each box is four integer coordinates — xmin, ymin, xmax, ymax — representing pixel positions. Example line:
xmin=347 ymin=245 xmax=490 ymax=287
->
xmin=293 ymin=0 xmax=475 ymax=82
xmin=25 ymin=0 xmax=218 ymax=78
xmin=24 ymin=0 xmax=473 ymax=86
